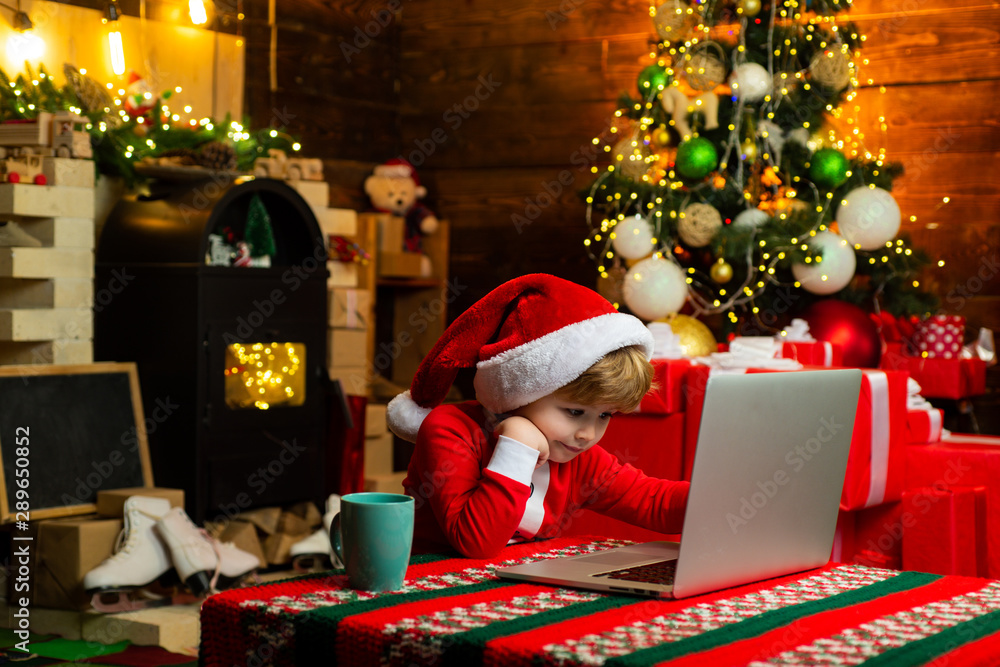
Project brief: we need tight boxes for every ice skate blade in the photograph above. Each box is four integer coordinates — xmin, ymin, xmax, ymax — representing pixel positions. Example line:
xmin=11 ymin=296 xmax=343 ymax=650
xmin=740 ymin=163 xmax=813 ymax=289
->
xmin=185 ymin=570 xmax=213 ymax=596
xmin=89 ymin=589 xmax=201 ymax=613
xmin=292 ymin=554 xmax=330 ymax=574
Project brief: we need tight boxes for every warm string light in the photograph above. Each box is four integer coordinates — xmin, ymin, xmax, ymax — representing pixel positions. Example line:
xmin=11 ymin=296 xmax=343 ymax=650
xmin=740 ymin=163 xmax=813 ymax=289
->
xmin=225 ymin=342 xmax=305 ymax=410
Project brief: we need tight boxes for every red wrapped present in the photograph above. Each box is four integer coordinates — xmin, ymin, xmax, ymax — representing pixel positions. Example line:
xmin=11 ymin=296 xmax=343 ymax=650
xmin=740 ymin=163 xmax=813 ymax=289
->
xmin=913 ymin=315 xmax=965 ymax=359
xmin=906 ymin=434 xmax=1000 ymax=577
xmin=780 ymin=340 xmax=844 ymax=367
xmin=683 ymin=365 xmax=908 ymax=511
xmin=562 ymin=412 xmax=684 ymax=542
xmin=849 ymin=501 xmax=905 ymax=570
xmin=907 ymin=408 xmax=944 ymax=444
xmin=884 ymin=355 xmax=987 ymax=400
xmin=902 ymin=485 xmax=987 ymax=577
xmin=636 ymin=358 xmax=692 ymax=415
xmin=831 ymin=509 xmax=855 ymax=563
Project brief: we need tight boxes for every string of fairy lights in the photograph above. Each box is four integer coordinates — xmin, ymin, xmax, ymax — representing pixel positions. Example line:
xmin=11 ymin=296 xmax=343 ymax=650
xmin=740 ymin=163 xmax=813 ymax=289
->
xmin=584 ymin=0 xmax=949 ymax=328
xmin=224 ymin=343 xmax=305 ymax=410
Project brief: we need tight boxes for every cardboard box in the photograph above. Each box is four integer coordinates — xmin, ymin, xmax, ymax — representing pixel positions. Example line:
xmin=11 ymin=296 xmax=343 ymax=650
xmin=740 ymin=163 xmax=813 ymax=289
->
xmin=95 ymin=487 xmax=185 ymax=518
xmin=366 ymin=403 xmax=388 ymax=438
xmin=327 ymin=260 xmax=359 ymax=288
xmin=378 ymin=252 xmax=423 ymax=278
xmin=328 ymin=288 xmax=372 ymax=329
xmin=365 ymin=431 xmax=395 ymax=477
xmin=376 ymin=215 xmax=405 ymax=253
xmin=327 ymin=328 xmax=368 ymax=368
xmin=363 ymin=471 xmax=407 ymax=494
xmin=328 ymin=365 xmax=370 ymax=396
xmin=33 ymin=516 xmax=123 ymax=610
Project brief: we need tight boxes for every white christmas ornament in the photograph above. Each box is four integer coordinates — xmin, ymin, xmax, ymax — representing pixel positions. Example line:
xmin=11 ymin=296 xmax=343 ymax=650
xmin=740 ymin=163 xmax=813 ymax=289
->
xmin=623 ymin=256 xmax=688 ymax=321
xmin=730 ymin=63 xmax=771 ymax=102
xmin=792 ymin=231 xmax=857 ymax=295
xmin=611 ymin=214 xmax=655 ymax=260
xmin=809 ymin=48 xmax=853 ymax=90
xmin=678 ymin=203 xmax=722 ymax=247
xmin=837 ymin=186 xmax=901 ymax=250
xmin=732 ymin=208 xmax=770 ymax=229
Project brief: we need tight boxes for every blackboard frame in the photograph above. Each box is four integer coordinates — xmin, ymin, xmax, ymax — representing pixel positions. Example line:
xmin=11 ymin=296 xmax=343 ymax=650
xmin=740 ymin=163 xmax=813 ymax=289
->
xmin=0 ymin=362 xmax=153 ymax=523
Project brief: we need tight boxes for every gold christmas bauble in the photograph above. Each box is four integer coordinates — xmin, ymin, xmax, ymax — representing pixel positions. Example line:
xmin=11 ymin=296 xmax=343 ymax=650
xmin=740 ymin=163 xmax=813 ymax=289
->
xmin=809 ymin=48 xmax=854 ymax=91
xmin=683 ymin=49 xmax=726 ymax=92
xmin=710 ymin=258 xmax=733 ymax=283
xmin=612 ymin=133 xmax=653 ymax=181
xmin=652 ymin=0 xmax=691 ymax=42
xmin=652 ymin=126 xmax=672 ymax=147
xmin=658 ymin=314 xmax=717 ymax=357
xmin=738 ymin=0 xmax=761 ymax=17
xmin=678 ymin=202 xmax=723 ymax=247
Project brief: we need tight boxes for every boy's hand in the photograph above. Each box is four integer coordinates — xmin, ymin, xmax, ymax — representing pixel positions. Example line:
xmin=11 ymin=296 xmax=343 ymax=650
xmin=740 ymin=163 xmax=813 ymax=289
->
xmin=495 ymin=416 xmax=549 ymax=467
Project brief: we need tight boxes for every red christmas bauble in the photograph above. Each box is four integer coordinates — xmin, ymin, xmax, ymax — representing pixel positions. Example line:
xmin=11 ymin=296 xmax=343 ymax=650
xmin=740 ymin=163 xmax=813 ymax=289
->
xmin=799 ymin=299 xmax=881 ymax=368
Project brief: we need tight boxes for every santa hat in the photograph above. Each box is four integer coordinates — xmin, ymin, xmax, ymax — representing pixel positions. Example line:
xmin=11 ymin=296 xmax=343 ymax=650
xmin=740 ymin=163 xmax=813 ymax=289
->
xmin=386 ymin=273 xmax=654 ymax=442
xmin=373 ymin=158 xmax=420 ymax=187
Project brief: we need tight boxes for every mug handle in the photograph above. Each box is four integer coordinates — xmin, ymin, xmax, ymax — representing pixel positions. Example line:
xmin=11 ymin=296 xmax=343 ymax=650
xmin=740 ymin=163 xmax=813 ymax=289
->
xmin=329 ymin=512 xmax=344 ymax=568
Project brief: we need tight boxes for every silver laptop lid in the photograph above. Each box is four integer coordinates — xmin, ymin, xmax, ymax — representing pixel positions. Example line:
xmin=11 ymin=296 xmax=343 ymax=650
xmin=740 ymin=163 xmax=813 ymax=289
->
xmin=672 ymin=368 xmax=861 ymax=598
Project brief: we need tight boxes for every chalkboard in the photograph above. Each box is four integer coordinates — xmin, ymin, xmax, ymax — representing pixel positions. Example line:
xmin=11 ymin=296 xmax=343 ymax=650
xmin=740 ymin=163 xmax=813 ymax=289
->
xmin=0 ymin=363 xmax=152 ymax=523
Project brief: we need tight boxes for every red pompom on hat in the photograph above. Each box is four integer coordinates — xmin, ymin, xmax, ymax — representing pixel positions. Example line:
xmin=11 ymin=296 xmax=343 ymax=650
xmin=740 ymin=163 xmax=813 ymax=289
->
xmin=386 ymin=273 xmax=654 ymax=442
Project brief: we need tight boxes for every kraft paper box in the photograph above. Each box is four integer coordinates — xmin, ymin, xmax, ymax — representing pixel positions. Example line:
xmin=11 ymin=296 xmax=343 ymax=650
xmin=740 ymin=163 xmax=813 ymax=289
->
xmin=365 ymin=431 xmax=395 ymax=477
xmin=906 ymin=435 xmax=1000 ymax=578
xmin=328 ymin=365 xmax=370 ymax=396
xmin=96 ymin=486 xmax=185 ymax=518
xmin=376 ymin=215 xmax=405 ymax=253
xmin=327 ymin=260 xmax=359 ymax=288
xmin=378 ymin=251 xmax=423 ymax=278
xmin=561 ymin=412 xmax=684 ymax=543
xmin=635 ymin=359 xmax=691 ymax=415
xmin=33 ymin=515 xmax=123 ymax=610
xmin=327 ymin=328 xmax=368 ymax=368
xmin=364 ymin=471 xmax=407 ymax=494
xmin=365 ymin=403 xmax=388 ymax=438
xmin=902 ymin=485 xmax=987 ymax=577
xmin=329 ymin=288 xmax=372 ymax=329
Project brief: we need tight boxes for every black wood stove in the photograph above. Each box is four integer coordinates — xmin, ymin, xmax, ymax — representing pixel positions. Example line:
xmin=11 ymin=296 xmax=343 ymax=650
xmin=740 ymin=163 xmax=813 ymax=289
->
xmin=95 ymin=177 xmax=329 ymax=522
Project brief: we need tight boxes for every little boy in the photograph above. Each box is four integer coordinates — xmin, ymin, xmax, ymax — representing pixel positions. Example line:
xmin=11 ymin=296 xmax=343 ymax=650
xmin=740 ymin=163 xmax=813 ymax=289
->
xmin=387 ymin=274 xmax=690 ymax=558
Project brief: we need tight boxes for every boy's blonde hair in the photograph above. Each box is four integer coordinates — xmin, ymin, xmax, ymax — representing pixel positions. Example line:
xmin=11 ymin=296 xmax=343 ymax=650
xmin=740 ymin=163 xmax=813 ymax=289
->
xmin=555 ymin=345 xmax=652 ymax=412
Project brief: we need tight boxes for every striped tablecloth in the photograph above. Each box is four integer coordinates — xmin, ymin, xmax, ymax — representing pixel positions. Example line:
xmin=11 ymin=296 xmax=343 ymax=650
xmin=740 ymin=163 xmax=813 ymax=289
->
xmin=199 ymin=537 xmax=1000 ymax=666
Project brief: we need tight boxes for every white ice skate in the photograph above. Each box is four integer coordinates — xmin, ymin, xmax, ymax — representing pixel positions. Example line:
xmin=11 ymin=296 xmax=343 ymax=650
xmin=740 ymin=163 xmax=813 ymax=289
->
xmin=290 ymin=494 xmax=343 ymax=573
xmin=155 ymin=507 xmax=260 ymax=595
xmin=84 ymin=496 xmax=193 ymax=612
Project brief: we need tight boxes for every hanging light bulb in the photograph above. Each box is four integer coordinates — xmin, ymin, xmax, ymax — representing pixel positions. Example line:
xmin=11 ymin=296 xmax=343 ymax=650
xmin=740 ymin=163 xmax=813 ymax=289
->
xmin=4 ymin=3 xmax=44 ymax=63
xmin=103 ymin=1 xmax=125 ymax=76
xmin=188 ymin=0 xmax=208 ymax=25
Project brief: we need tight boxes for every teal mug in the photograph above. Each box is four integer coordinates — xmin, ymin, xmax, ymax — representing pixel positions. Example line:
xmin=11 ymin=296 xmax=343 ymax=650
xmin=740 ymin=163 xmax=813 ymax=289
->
xmin=330 ymin=492 xmax=414 ymax=591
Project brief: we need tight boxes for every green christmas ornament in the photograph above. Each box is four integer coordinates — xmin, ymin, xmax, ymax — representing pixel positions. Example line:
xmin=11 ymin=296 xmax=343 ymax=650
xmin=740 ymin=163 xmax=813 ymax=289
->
xmin=638 ymin=64 xmax=670 ymax=96
xmin=809 ymin=148 xmax=850 ymax=188
xmin=675 ymin=137 xmax=718 ymax=179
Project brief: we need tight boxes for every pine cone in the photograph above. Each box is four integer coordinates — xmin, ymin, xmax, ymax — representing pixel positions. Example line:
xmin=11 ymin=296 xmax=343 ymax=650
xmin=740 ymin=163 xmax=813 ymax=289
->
xmin=197 ymin=141 xmax=237 ymax=170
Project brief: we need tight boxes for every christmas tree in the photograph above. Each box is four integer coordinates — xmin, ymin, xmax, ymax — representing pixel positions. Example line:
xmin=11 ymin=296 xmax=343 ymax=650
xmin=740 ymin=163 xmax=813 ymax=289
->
xmin=584 ymin=0 xmax=939 ymax=335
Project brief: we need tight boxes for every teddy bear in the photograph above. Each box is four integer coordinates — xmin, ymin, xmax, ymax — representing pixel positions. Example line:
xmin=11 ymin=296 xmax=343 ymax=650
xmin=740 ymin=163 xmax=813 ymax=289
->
xmin=364 ymin=159 xmax=439 ymax=258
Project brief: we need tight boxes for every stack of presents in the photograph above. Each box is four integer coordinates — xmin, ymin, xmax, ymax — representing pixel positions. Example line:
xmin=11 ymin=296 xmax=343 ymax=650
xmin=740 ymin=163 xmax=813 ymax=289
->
xmin=564 ymin=314 xmax=996 ymax=579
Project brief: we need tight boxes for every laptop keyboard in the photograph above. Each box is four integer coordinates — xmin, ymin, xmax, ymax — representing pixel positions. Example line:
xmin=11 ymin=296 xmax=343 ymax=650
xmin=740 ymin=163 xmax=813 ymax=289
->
xmin=596 ymin=559 xmax=678 ymax=586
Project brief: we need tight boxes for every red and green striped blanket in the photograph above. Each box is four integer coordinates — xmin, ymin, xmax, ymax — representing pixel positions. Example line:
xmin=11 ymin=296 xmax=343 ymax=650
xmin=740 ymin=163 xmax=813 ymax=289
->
xmin=199 ymin=537 xmax=1000 ymax=666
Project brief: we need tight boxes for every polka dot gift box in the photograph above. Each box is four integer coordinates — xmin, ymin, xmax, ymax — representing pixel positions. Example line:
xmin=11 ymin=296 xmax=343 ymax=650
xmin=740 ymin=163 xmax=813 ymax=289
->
xmin=914 ymin=315 xmax=965 ymax=359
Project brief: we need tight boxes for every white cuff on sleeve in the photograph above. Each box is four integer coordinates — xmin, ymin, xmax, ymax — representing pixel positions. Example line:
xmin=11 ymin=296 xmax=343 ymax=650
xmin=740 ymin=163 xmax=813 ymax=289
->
xmin=486 ymin=436 xmax=539 ymax=486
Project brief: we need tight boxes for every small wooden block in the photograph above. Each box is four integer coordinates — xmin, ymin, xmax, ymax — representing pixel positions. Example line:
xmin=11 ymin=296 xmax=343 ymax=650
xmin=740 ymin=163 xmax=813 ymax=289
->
xmin=219 ymin=519 xmax=267 ymax=566
xmin=239 ymin=506 xmax=282 ymax=535
xmin=81 ymin=602 xmax=201 ymax=655
xmin=0 ymin=308 xmax=92 ymax=341
xmin=276 ymin=511 xmax=311 ymax=537
xmin=20 ymin=217 xmax=95 ymax=248
xmin=286 ymin=180 xmax=329 ymax=210
xmin=366 ymin=403 xmax=388 ymax=439
xmin=316 ymin=207 xmax=357 ymax=238
xmin=0 ymin=339 xmax=93 ymax=365
xmin=327 ymin=260 xmax=359 ymax=288
xmin=288 ymin=500 xmax=322 ymax=528
xmin=263 ymin=531 xmax=300 ymax=565
xmin=0 ymin=278 xmax=93 ymax=309
xmin=0 ymin=247 xmax=93 ymax=278
xmin=0 ymin=184 xmax=95 ymax=218
xmin=365 ymin=431 xmax=395 ymax=477
xmin=41 ymin=157 xmax=96 ymax=188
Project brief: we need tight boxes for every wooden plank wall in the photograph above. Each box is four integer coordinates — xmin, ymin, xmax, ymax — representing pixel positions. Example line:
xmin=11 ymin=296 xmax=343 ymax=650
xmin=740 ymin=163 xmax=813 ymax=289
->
xmin=395 ymin=0 xmax=1000 ymax=337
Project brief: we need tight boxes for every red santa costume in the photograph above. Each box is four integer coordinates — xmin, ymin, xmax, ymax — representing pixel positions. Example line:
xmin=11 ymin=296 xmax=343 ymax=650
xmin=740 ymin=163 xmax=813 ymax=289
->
xmin=387 ymin=274 xmax=690 ymax=558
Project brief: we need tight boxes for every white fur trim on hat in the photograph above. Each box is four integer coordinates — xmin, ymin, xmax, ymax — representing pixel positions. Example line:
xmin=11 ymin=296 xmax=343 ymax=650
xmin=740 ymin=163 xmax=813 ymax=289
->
xmin=386 ymin=390 xmax=433 ymax=442
xmin=473 ymin=311 xmax=653 ymax=415
xmin=374 ymin=164 xmax=414 ymax=179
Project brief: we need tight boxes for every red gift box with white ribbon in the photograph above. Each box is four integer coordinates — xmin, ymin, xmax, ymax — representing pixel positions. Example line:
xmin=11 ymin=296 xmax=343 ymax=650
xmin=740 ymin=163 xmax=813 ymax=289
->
xmin=780 ymin=340 xmax=844 ymax=367
xmin=682 ymin=365 xmax=908 ymax=511
xmin=635 ymin=359 xmax=692 ymax=415
xmin=913 ymin=315 xmax=965 ymax=359
xmin=901 ymin=485 xmax=988 ymax=577
xmin=907 ymin=408 xmax=944 ymax=444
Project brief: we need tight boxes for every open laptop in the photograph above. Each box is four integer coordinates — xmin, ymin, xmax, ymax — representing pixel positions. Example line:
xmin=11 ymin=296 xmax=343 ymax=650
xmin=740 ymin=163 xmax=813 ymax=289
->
xmin=497 ymin=368 xmax=862 ymax=598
